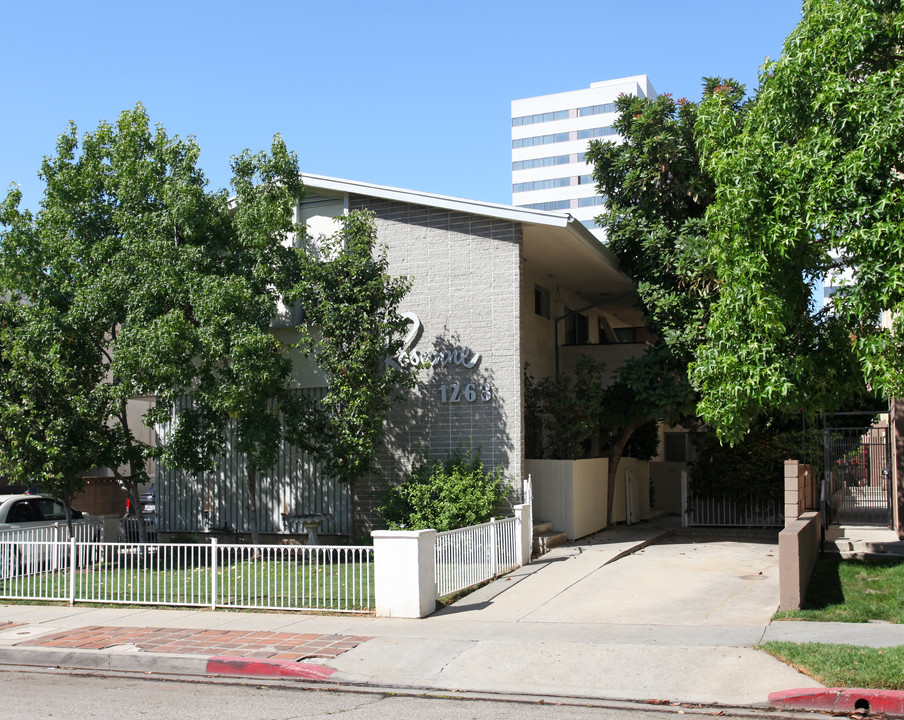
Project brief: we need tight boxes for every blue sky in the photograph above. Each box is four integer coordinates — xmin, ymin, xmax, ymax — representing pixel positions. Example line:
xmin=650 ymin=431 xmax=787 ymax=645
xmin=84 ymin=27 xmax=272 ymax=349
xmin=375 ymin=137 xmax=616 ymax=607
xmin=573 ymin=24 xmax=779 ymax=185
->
xmin=3 ymin=1 xmax=804 ymax=212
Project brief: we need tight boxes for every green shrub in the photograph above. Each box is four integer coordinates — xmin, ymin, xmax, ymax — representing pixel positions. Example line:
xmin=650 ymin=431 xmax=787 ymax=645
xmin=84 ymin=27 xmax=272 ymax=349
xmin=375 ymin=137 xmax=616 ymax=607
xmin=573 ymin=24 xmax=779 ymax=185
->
xmin=379 ymin=447 xmax=507 ymax=531
xmin=691 ymin=417 xmax=804 ymax=503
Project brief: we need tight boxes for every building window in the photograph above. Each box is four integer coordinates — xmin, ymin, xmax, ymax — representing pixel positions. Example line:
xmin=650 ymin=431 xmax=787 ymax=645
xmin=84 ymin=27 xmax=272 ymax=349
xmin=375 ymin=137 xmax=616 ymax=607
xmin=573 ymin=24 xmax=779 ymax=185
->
xmin=512 ymin=109 xmax=570 ymax=127
xmin=601 ymin=325 xmax=646 ymax=344
xmin=564 ymin=306 xmax=589 ymax=345
xmin=578 ymin=102 xmax=616 ymax=117
xmin=534 ymin=286 xmax=551 ymax=319
xmin=664 ymin=432 xmax=702 ymax=463
xmin=577 ymin=126 xmax=617 ymax=140
xmin=512 ymin=154 xmax=572 ymax=171
xmin=578 ymin=195 xmax=606 ymax=207
xmin=513 ymin=177 xmax=573 ymax=194
xmin=512 ymin=132 xmax=571 ymax=149
xmin=519 ymin=200 xmax=572 ymax=211
xmin=614 ymin=327 xmax=638 ymax=343
xmin=664 ymin=433 xmax=687 ymax=462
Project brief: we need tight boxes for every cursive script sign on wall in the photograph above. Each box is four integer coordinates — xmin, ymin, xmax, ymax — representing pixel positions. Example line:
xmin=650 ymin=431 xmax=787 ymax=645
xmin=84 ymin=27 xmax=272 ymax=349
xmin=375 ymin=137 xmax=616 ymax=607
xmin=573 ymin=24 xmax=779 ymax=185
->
xmin=386 ymin=313 xmax=482 ymax=371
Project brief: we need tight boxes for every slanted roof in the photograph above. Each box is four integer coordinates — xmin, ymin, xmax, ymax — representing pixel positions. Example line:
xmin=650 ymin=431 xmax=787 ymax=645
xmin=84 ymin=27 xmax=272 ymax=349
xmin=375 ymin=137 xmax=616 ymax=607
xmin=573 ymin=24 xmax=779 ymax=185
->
xmin=299 ymin=173 xmax=638 ymax=308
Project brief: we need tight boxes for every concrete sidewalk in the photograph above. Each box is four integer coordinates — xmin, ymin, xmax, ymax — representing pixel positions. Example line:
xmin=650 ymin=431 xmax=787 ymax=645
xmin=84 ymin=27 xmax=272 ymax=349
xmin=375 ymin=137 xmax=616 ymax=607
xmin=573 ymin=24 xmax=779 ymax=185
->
xmin=0 ymin=520 xmax=900 ymax=711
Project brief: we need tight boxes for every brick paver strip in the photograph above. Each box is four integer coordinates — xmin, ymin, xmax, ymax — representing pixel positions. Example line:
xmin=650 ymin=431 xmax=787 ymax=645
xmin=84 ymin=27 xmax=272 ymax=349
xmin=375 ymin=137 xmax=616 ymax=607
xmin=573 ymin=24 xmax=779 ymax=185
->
xmin=19 ymin=625 xmax=369 ymax=661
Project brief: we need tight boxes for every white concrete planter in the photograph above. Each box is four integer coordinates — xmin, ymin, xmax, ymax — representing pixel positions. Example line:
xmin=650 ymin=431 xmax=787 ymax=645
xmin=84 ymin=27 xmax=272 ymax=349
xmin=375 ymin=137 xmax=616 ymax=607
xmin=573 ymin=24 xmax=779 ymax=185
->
xmin=526 ymin=458 xmax=651 ymax=540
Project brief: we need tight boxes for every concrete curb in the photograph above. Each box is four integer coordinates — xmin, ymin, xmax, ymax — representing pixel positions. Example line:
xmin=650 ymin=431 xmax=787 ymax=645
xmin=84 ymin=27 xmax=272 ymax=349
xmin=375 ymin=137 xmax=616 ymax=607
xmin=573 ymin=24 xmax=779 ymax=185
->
xmin=0 ymin=645 xmax=209 ymax=676
xmin=0 ymin=645 xmax=340 ymax=683
xmin=206 ymin=656 xmax=337 ymax=681
xmin=770 ymin=688 xmax=904 ymax=716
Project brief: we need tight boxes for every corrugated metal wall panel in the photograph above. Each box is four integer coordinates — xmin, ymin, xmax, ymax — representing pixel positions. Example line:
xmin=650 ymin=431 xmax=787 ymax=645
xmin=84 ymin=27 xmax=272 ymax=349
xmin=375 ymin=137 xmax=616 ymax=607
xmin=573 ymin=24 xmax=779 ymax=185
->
xmin=157 ymin=388 xmax=351 ymax=537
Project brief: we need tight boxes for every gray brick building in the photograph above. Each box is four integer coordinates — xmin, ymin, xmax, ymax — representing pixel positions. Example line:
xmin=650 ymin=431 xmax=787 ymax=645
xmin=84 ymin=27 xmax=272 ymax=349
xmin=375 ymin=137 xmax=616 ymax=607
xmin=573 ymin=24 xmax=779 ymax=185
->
xmin=158 ymin=175 xmax=644 ymax=539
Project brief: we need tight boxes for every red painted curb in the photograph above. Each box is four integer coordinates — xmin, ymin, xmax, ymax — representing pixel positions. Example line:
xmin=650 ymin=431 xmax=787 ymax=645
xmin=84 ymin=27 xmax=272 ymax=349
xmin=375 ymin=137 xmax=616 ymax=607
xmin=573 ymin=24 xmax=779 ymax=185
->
xmin=770 ymin=688 xmax=904 ymax=716
xmin=206 ymin=656 xmax=337 ymax=681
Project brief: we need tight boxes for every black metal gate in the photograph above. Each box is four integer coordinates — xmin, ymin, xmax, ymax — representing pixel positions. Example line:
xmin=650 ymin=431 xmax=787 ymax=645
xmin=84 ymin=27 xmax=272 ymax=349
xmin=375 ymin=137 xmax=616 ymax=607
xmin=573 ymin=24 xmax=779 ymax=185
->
xmin=823 ymin=412 xmax=892 ymax=527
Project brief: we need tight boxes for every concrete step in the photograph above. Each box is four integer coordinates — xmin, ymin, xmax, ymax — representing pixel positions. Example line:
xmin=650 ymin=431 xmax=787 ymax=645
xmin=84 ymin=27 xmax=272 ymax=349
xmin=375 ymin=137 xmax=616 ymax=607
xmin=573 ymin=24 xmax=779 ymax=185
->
xmin=533 ymin=528 xmax=567 ymax=556
xmin=533 ymin=521 xmax=553 ymax=535
xmin=824 ymin=537 xmax=904 ymax=560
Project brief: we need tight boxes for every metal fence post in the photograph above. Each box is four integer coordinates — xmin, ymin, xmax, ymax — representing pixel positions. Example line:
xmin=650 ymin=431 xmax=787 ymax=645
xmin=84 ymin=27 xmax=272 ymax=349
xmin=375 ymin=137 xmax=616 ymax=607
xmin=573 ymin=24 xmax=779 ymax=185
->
xmin=210 ymin=538 xmax=218 ymax=610
xmin=68 ymin=538 xmax=76 ymax=606
xmin=525 ymin=475 xmax=533 ymax=557
xmin=680 ymin=471 xmax=689 ymax=528
xmin=490 ymin=517 xmax=497 ymax=577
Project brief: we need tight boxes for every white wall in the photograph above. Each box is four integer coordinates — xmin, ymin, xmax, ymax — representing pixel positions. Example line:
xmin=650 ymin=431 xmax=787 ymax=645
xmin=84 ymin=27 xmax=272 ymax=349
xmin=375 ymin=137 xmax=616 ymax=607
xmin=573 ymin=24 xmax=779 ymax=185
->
xmin=527 ymin=458 xmax=608 ymax=539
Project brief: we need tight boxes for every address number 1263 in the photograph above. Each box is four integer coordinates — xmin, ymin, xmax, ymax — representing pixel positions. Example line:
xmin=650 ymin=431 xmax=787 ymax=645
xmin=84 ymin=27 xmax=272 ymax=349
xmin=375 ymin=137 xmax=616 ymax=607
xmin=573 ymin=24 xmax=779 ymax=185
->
xmin=439 ymin=383 xmax=492 ymax=403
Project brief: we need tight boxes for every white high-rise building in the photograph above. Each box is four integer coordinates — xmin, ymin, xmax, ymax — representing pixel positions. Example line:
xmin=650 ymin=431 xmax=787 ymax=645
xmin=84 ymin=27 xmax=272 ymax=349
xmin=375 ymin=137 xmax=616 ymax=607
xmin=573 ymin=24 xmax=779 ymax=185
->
xmin=511 ymin=75 xmax=657 ymax=240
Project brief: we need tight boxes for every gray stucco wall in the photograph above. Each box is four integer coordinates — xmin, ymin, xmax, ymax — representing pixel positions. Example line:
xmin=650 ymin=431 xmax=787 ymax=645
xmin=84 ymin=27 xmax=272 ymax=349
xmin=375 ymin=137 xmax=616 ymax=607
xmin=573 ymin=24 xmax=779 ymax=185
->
xmin=348 ymin=195 xmax=524 ymax=532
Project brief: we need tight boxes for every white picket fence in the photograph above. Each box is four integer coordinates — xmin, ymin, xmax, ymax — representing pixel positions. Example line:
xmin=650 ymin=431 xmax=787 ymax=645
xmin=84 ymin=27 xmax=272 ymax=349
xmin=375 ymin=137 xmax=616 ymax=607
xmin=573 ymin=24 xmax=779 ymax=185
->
xmin=435 ymin=516 xmax=521 ymax=598
xmin=119 ymin=516 xmax=158 ymax=542
xmin=680 ymin=472 xmax=784 ymax=528
xmin=0 ymin=519 xmax=103 ymax=546
xmin=434 ymin=477 xmax=532 ymax=598
xmin=0 ymin=536 xmax=374 ymax=613
xmin=0 ymin=482 xmax=535 ymax=617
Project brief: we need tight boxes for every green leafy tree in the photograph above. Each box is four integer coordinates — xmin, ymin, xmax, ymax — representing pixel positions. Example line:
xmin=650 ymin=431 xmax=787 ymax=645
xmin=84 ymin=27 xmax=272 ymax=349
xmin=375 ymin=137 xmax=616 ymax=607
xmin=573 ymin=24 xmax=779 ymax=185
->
xmin=525 ymin=353 xmax=691 ymax=523
xmin=141 ymin=135 xmax=311 ymax=545
xmin=598 ymin=348 xmax=695 ymax=522
xmin=692 ymin=0 xmax=900 ymax=441
xmin=583 ymin=92 xmax=713 ymax=520
xmin=293 ymin=210 xmax=413 ymax=489
xmin=1 ymin=106 xmax=413 ymax=543
xmin=586 ymin=92 xmax=718 ymax=363
xmin=0 ymin=105 xmax=309 ymax=543
xmin=0 ymin=301 xmax=111 ymax=533
xmin=524 ymin=356 xmax=610 ymax=460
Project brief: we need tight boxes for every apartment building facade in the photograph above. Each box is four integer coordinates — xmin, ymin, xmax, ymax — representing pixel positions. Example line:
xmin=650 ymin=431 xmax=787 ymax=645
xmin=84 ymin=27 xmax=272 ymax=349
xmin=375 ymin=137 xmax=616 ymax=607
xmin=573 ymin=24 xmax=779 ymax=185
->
xmin=511 ymin=75 xmax=657 ymax=240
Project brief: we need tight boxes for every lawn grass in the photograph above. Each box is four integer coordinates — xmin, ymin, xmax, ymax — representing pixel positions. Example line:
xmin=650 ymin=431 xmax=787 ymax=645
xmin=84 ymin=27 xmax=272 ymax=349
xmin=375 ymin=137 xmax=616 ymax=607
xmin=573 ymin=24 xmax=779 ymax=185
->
xmin=764 ymin=556 xmax=904 ymax=688
xmin=761 ymin=642 xmax=904 ymax=690
xmin=0 ymin=558 xmax=375 ymax=611
xmin=772 ymin=556 xmax=904 ymax=623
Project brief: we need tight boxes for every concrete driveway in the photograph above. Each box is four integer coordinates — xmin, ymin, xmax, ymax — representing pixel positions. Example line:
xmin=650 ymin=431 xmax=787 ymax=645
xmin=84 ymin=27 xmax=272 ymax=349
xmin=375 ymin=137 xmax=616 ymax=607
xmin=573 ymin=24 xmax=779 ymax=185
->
xmin=436 ymin=523 xmax=780 ymax=627
xmin=319 ymin=522 xmax=815 ymax=705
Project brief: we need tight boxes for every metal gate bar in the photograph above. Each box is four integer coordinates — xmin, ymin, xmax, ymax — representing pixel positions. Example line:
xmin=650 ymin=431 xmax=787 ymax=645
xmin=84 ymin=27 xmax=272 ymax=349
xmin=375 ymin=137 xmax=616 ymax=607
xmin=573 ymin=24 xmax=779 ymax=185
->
xmin=823 ymin=413 xmax=892 ymax=527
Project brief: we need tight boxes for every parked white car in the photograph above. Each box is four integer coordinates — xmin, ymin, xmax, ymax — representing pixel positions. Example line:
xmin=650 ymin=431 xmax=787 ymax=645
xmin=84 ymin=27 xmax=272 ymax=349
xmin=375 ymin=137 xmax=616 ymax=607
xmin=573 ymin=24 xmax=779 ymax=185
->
xmin=0 ymin=494 xmax=99 ymax=580
xmin=0 ymin=494 xmax=88 ymax=529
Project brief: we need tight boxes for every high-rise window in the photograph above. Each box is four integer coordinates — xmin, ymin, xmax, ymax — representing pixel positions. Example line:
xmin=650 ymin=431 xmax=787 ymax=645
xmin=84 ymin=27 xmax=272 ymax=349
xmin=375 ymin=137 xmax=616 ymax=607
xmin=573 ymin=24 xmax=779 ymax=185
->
xmin=512 ymin=110 xmax=570 ymax=127
xmin=512 ymin=154 xmax=572 ymax=171
xmin=512 ymin=132 xmax=571 ymax=149
xmin=578 ymin=196 xmax=605 ymax=207
xmin=520 ymin=200 xmax=571 ymax=211
xmin=513 ymin=177 xmax=573 ymax=193
xmin=576 ymin=126 xmax=617 ymax=140
xmin=578 ymin=102 xmax=617 ymax=117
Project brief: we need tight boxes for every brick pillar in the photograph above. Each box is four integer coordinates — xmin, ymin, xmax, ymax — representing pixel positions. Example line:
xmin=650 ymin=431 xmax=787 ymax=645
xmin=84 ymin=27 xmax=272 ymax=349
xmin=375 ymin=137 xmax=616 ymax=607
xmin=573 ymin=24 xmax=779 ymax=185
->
xmin=784 ymin=459 xmax=801 ymax=527
xmin=893 ymin=399 xmax=904 ymax=539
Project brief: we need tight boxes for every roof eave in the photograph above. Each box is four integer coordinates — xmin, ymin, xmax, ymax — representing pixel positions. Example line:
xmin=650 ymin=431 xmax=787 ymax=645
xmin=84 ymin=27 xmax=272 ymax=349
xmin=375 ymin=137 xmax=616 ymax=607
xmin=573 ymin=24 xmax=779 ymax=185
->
xmin=299 ymin=173 xmax=572 ymax=229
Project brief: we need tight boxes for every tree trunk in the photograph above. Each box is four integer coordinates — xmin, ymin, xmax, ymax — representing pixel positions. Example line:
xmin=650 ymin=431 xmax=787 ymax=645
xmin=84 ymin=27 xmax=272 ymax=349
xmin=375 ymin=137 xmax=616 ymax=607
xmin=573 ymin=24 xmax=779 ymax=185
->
xmin=606 ymin=417 xmax=653 ymax=525
xmin=115 ymin=402 xmax=148 ymax=543
xmin=62 ymin=499 xmax=74 ymax=539
xmin=246 ymin=468 xmax=261 ymax=545
xmin=113 ymin=465 xmax=147 ymax=543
